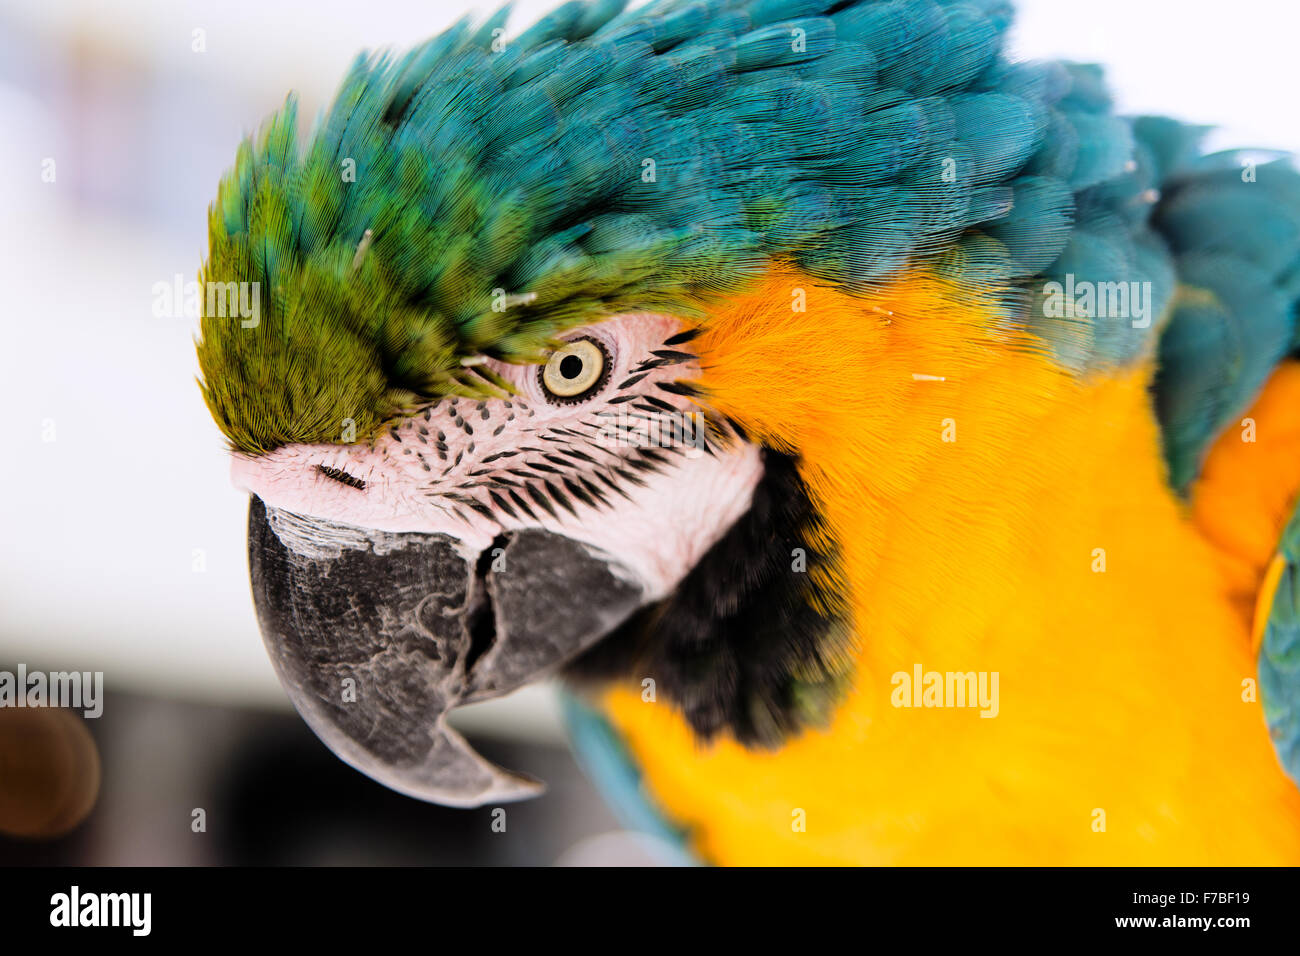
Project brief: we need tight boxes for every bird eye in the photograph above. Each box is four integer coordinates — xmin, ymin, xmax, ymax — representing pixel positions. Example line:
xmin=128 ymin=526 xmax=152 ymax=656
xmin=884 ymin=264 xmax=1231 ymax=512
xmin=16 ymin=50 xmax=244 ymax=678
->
xmin=539 ymin=336 xmax=611 ymax=403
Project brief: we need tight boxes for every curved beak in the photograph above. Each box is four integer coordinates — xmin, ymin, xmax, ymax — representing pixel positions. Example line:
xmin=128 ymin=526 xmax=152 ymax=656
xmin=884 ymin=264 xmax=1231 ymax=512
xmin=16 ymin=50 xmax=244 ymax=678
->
xmin=246 ymin=496 xmax=643 ymax=807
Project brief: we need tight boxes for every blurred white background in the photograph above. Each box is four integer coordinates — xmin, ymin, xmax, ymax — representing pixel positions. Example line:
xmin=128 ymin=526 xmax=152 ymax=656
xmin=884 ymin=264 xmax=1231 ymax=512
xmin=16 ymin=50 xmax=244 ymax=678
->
xmin=1 ymin=0 xmax=1297 ymax=729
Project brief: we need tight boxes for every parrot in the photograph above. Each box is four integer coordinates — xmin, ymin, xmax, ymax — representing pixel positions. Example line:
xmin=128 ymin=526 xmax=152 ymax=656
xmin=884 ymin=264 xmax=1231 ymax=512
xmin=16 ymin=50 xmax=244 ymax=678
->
xmin=196 ymin=0 xmax=1300 ymax=865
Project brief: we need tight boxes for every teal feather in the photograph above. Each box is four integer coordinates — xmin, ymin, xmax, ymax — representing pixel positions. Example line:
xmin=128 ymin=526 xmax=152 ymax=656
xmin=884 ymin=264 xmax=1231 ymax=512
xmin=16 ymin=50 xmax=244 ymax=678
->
xmin=1261 ymin=503 xmax=1300 ymax=787
xmin=559 ymin=693 xmax=696 ymax=865
xmin=1147 ymin=148 xmax=1300 ymax=491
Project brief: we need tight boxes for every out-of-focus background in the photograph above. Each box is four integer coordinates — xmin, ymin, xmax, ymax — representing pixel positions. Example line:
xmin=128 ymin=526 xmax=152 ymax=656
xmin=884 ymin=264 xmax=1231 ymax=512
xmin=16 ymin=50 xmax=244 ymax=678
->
xmin=0 ymin=0 xmax=1297 ymax=864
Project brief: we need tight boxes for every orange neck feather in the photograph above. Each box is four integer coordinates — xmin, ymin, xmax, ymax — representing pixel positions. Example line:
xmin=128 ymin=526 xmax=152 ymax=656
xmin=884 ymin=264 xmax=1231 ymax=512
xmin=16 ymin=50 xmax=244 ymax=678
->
xmin=594 ymin=268 xmax=1300 ymax=864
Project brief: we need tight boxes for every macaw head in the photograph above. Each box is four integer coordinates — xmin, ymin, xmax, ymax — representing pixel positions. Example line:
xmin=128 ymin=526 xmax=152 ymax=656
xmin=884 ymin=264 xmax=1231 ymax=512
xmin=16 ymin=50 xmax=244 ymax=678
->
xmin=197 ymin=0 xmax=1153 ymax=805
xmin=223 ymin=281 xmax=860 ymax=804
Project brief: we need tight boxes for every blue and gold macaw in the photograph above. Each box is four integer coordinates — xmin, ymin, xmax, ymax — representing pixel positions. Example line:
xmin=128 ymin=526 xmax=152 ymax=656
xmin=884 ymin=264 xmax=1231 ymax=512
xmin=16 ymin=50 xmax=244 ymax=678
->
xmin=196 ymin=0 xmax=1300 ymax=863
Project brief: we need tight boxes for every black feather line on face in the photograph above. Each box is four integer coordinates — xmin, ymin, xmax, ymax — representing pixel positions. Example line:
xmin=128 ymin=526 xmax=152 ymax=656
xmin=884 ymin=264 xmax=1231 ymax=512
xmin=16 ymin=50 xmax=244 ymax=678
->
xmin=662 ymin=328 xmax=702 ymax=347
xmin=317 ymin=464 xmax=368 ymax=490
xmin=563 ymin=449 xmax=851 ymax=748
xmin=387 ymin=328 xmax=730 ymax=524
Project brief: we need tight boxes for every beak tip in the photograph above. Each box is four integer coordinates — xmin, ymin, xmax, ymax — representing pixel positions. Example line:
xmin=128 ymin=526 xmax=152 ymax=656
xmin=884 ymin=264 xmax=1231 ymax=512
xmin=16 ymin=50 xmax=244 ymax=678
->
xmin=318 ymin=717 xmax=548 ymax=809
xmin=407 ymin=773 xmax=548 ymax=809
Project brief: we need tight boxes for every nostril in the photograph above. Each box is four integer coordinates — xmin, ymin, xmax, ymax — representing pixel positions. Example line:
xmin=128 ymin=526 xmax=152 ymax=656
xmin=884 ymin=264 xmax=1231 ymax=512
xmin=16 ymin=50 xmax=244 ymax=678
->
xmin=316 ymin=464 xmax=367 ymax=491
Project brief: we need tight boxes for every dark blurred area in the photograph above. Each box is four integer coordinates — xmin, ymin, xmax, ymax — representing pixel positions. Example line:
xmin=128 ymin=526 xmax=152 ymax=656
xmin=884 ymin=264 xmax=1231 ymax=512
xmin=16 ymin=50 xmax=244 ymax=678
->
xmin=0 ymin=689 xmax=654 ymax=866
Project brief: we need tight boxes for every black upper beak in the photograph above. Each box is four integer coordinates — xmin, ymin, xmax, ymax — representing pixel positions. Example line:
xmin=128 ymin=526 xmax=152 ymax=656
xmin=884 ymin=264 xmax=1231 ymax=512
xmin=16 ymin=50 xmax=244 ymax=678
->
xmin=246 ymin=496 xmax=644 ymax=807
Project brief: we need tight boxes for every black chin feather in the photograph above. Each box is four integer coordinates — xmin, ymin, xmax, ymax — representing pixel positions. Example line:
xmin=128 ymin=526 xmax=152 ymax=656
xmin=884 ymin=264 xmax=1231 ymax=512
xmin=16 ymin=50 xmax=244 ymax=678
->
xmin=563 ymin=449 xmax=850 ymax=748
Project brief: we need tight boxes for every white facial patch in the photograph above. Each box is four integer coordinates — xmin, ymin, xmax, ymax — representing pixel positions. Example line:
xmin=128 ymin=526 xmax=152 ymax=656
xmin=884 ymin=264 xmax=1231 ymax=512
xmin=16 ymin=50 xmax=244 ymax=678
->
xmin=231 ymin=313 xmax=764 ymax=600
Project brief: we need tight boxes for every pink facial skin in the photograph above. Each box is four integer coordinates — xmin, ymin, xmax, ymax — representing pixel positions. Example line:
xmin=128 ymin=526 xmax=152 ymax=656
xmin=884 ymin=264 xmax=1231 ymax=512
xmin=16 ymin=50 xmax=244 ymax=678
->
xmin=232 ymin=313 xmax=764 ymax=600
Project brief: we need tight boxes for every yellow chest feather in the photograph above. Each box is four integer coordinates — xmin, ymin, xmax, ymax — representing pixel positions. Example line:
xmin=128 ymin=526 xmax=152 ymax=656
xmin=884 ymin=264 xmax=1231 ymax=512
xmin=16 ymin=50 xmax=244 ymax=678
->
xmin=596 ymin=272 xmax=1300 ymax=865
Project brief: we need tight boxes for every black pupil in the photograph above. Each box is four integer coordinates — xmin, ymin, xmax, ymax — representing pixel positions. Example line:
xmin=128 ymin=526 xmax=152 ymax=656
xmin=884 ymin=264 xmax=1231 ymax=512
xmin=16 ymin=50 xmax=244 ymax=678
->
xmin=559 ymin=354 xmax=584 ymax=380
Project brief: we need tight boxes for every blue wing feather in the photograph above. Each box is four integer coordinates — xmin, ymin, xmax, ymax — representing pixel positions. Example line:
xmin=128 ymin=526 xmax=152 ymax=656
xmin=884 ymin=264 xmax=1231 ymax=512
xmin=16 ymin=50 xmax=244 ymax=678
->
xmin=1261 ymin=507 xmax=1300 ymax=785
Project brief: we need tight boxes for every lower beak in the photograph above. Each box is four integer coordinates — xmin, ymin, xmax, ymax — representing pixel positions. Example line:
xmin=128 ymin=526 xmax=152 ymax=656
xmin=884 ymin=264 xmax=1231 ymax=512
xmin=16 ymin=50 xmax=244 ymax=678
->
xmin=246 ymin=496 xmax=644 ymax=807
